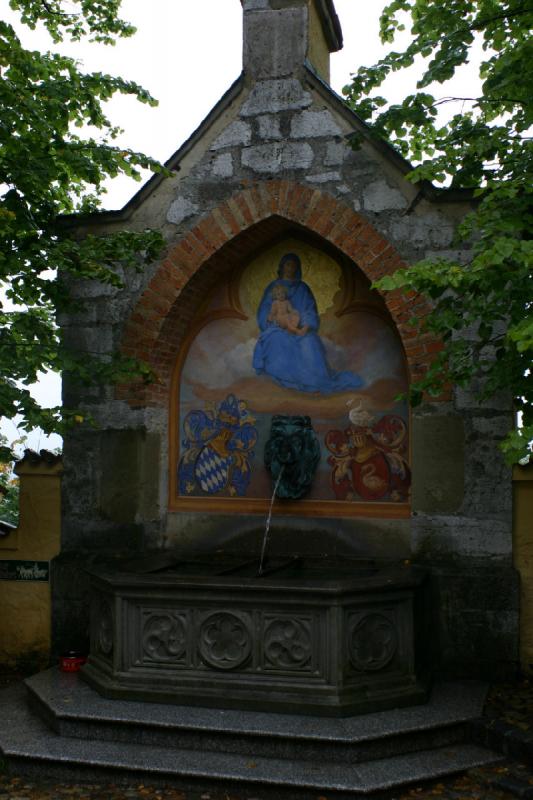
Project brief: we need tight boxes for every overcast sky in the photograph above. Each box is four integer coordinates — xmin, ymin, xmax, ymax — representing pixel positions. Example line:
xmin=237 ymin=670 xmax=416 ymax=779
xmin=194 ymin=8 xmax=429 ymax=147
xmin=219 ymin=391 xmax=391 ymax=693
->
xmin=3 ymin=0 xmax=481 ymax=453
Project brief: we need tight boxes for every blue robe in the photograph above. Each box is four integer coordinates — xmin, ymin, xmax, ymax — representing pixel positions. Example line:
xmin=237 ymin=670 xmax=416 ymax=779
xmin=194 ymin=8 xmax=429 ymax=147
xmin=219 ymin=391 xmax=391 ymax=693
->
xmin=252 ymin=278 xmax=363 ymax=394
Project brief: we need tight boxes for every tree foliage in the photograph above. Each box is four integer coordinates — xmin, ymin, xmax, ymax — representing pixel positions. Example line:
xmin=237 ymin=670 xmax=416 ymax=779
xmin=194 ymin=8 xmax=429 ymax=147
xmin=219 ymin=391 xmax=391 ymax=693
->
xmin=0 ymin=472 xmax=19 ymax=527
xmin=344 ymin=0 xmax=533 ymax=463
xmin=0 ymin=0 xmax=165 ymax=460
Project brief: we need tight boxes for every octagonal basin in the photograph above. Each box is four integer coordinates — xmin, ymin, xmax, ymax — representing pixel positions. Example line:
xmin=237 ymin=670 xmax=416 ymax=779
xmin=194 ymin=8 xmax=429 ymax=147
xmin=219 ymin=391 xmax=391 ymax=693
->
xmin=82 ymin=555 xmax=431 ymax=717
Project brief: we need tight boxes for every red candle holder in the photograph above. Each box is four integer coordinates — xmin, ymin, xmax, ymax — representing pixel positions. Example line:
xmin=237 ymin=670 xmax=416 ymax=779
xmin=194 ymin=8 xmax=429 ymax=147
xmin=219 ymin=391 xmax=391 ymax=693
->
xmin=60 ymin=652 xmax=87 ymax=672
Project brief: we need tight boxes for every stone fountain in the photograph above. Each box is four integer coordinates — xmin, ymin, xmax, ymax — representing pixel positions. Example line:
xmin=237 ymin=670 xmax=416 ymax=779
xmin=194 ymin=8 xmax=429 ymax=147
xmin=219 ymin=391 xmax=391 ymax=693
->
xmin=83 ymin=554 xmax=430 ymax=716
xmin=0 ymin=1 xmax=513 ymax=790
xmin=82 ymin=417 xmax=430 ymax=716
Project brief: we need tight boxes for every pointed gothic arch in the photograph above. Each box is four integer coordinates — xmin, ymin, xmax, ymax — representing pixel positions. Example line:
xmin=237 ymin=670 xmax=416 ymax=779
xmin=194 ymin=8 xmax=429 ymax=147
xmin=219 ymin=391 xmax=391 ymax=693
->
xmin=120 ymin=180 xmax=441 ymax=407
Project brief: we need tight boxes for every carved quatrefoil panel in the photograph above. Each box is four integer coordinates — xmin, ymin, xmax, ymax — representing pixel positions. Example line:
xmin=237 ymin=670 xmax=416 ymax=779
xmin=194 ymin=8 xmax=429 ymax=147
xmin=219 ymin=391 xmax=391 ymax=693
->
xmin=348 ymin=612 xmax=398 ymax=672
xmin=198 ymin=612 xmax=252 ymax=671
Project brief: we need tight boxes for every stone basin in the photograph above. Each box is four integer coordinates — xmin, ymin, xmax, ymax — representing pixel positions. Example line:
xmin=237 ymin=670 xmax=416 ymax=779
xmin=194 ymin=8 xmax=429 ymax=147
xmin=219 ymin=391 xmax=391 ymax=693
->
xmin=82 ymin=555 xmax=431 ymax=716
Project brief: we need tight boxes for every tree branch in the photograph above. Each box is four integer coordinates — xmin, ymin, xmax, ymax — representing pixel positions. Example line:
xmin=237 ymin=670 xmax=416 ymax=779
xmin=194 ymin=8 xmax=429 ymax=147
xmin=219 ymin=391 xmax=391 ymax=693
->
xmin=470 ymin=4 xmax=532 ymax=31
xmin=430 ymin=96 xmax=526 ymax=107
xmin=40 ymin=0 xmax=75 ymax=19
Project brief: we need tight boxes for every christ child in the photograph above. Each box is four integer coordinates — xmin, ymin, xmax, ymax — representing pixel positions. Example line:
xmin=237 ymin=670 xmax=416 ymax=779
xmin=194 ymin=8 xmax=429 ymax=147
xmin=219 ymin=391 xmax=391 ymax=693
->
xmin=268 ymin=282 xmax=306 ymax=335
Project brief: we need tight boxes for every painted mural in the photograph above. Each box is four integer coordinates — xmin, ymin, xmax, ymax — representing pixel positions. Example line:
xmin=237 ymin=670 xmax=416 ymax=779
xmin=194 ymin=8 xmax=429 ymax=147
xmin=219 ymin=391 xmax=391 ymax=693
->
xmin=174 ymin=238 xmax=410 ymax=511
xmin=252 ymin=253 xmax=363 ymax=394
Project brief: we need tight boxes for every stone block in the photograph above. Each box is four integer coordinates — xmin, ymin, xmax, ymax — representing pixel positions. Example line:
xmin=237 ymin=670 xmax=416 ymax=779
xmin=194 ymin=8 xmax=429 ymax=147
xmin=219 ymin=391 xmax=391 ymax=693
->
xmin=144 ymin=406 xmax=168 ymax=433
xmin=425 ymin=249 xmax=472 ymax=265
xmin=194 ymin=180 xmax=238 ymax=208
xmin=363 ymin=179 xmax=408 ymax=212
xmin=99 ymin=429 xmax=160 ymax=525
xmin=68 ymin=277 xmax=120 ymax=300
xmin=57 ymin=305 xmax=98 ymax=326
xmin=242 ymin=141 xmax=314 ymax=172
xmin=139 ymin=433 xmax=162 ymax=521
xmin=290 ymin=110 xmax=342 ymax=138
xmin=62 ymin=324 xmax=114 ymax=356
xmin=240 ymin=79 xmax=312 ymax=116
xmin=77 ymin=401 xmax=144 ymax=431
xmin=122 ymin=267 xmax=146 ymax=295
xmin=51 ymin=552 xmax=93 ymax=655
xmin=211 ymin=152 xmax=234 ymax=178
xmin=412 ymin=415 xmax=465 ymax=513
xmin=166 ymin=196 xmax=199 ymax=226
xmin=243 ymin=0 xmax=270 ymax=9
xmin=431 ymin=565 xmax=519 ymax=678
xmin=61 ymin=442 xmax=99 ymax=522
xmin=462 ymin=423 xmax=512 ymax=516
xmin=257 ymin=114 xmax=282 ymax=139
xmin=412 ymin=514 xmax=512 ymax=560
xmin=93 ymin=296 xmax=133 ymax=325
xmin=164 ymin=511 xmax=412 ymax=560
xmin=343 ymin=147 xmax=380 ymax=174
xmin=437 ymin=566 xmax=519 ymax=612
xmin=244 ymin=8 xmax=306 ymax=79
xmin=324 ymin=140 xmax=346 ymax=166
xmin=390 ymin=212 xmax=455 ymax=248
xmin=210 ymin=120 xmax=252 ymax=150
xmin=455 ymin=382 xmax=512 ymax=412
xmin=306 ymin=171 xmax=341 ymax=183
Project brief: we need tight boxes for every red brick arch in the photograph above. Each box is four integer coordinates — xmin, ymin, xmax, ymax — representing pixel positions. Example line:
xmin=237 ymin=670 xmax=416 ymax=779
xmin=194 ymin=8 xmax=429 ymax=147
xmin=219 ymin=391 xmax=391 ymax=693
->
xmin=120 ymin=180 xmax=440 ymax=406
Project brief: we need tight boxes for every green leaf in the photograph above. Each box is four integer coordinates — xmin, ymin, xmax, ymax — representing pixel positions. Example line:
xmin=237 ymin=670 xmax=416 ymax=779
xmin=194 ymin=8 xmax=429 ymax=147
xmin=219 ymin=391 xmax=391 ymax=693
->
xmin=0 ymin=1 xmax=166 ymax=463
xmin=343 ymin=0 xmax=533 ymax=463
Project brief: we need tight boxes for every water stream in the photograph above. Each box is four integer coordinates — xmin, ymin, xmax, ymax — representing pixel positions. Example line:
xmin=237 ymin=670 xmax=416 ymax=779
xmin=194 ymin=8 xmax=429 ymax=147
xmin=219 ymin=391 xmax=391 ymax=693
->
xmin=257 ymin=466 xmax=284 ymax=577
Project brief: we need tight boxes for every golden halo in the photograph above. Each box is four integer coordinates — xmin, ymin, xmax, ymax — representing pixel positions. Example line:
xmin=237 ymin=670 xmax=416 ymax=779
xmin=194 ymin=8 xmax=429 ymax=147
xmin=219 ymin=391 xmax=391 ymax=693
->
xmin=239 ymin=238 xmax=342 ymax=318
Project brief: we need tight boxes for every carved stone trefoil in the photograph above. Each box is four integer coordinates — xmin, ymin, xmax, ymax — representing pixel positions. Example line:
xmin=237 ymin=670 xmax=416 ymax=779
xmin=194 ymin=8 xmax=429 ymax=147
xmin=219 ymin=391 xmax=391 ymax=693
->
xmin=264 ymin=618 xmax=312 ymax=670
xmin=142 ymin=614 xmax=187 ymax=662
xmin=349 ymin=613 xmax=398 ymax=672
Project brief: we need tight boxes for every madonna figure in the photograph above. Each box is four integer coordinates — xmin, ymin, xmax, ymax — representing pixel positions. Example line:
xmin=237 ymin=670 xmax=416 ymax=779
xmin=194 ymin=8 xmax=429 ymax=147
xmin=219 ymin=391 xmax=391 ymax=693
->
xmin=252 ymin=253 xmax=364 ymax=394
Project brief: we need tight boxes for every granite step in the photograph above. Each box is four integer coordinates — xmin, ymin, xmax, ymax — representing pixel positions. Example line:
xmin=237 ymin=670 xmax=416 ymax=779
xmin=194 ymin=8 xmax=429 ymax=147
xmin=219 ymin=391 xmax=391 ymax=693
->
xmin=1 ymin=684 xmax=502 ymax=797
xmin=26 ymin=669 xmax=488 ymax=764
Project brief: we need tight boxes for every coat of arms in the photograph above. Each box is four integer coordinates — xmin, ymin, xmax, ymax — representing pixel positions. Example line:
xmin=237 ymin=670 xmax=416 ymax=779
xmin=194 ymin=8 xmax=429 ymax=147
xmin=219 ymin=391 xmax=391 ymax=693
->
xmin=178 ymin=395 xmax=258 ymax=497
xmin=325 ymin=403 xmax=410 ymax=502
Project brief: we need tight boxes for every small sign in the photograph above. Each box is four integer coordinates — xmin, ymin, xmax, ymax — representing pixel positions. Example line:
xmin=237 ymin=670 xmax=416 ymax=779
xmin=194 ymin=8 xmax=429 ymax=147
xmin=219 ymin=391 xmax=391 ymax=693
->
xmin=0 ymin=560 xmax=49 ymax=582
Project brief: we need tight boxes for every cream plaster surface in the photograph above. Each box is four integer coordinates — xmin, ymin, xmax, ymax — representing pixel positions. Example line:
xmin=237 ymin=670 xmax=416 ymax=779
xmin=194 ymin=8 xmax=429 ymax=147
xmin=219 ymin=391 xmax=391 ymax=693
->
xmin=308 ymin=0 xmax=331 ymax=82
xmin=0 ymin=460 xmax=62 ymax=669
xmin=513 ymin=463 xmax=533 ymax=675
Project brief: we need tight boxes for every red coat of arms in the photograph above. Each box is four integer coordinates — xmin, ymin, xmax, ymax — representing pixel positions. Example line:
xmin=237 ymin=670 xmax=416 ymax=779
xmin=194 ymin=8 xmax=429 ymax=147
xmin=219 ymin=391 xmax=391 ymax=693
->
xmin=325 ymin=415 xmax=410 ymax=503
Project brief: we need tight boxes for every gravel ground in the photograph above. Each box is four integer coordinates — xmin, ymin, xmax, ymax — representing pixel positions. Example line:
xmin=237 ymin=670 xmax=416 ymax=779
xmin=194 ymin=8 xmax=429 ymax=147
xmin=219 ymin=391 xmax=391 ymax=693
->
xmin=485 ymin=680 xmax=533 ymax=732
xmin=1 ymin=764 xmax=532 ymax=800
